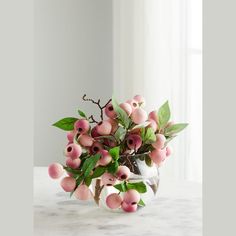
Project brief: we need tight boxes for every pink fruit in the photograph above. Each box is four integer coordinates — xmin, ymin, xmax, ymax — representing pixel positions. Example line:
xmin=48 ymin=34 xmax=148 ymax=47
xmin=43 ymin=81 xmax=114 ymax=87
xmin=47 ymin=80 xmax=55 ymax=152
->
xmin=66 ymin=157 xmax=81 ymax=169
xmin=78 ymin=134 xmax=94 ymax=147
xmin=107 ymin=118 xmax=118 ymax=133
xmin=96 ymin=120 xmax=112 ymax=135
xmin=166 ymin=146 xmax=173 ymax=157
xmin=105 ymin=103 xmax=117 ymax=119
xmin=121 ymin=201 xmax=138 ymax=213
xmin=123 ymin=189 xmax=140 ymax=204
xmin=48 ymin=163 xmax=64 ymax=179
xmin=152 ymin=134 xmax=166 ymax=149
xmin=74 ymin=184 xmax=92 ymax=200
xmin=64 ymin=143 xmax=82 ymax=159
xmin=67 ymin=130 xmax=76 ymax=142
xmin=116 ymin=166 xmax=131 ymax=180
xmin=101 ymin=173 xmax=117 ymax=186
xmin=126 ymin=99 xmax=139 ymax=111
xmin=131 ymin=108 xmax=148 ymax=124
xmin=103 ymin=138 xmax=117 ymax=148
xmin=91 ymin=126 xmax=100 ymax=138
xmin=98 ymin=150 xmax=112 ymax=166
xmin=120 ymin=103 xmax=132 ymax=116
xmin=90 ymin=141 xmax=104 ymax=154
xmin=60 ymin=177 xmax=76 ymax=192
xmin=148 ymin=111 xmax=158 ymax=123
xmin=149 ymin=148 xmax=166 ymax=165
xmin=106 ymin=193 xmax=122 ymax=209
xmin=133 ymin=95 xmax=146 ymax=106
xmin=74 ymin=119 xmax=90 ymax=134
xmin=127 ymin=134 xmax=142 ymax=150
xmin=148 ymin=119 xmax=158 ymax=132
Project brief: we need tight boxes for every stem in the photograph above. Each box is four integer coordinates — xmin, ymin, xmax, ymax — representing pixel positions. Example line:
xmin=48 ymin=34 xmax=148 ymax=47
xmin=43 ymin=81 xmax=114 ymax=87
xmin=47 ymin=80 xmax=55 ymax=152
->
xmin=94 ymin=179 xmax=104 ymax=205
xmin=88 ymin=115 xmax=98 ymax=124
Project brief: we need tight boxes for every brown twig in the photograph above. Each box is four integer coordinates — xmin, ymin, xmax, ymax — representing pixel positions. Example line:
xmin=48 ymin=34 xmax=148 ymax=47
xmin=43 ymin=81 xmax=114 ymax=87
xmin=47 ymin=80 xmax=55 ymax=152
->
xmin=82 ymin=94 xmax=111 ymax=120
xmin=94 ymin=179 xmax=104 ymax=205
xmin=88 ymin=115 xmax=98 ymax=124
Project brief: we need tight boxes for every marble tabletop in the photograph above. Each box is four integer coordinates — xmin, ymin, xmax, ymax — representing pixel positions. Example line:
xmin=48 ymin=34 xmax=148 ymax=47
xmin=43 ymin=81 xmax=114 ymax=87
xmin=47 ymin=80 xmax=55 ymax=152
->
xmin=34 ymin=167 xmax=202 ymax=236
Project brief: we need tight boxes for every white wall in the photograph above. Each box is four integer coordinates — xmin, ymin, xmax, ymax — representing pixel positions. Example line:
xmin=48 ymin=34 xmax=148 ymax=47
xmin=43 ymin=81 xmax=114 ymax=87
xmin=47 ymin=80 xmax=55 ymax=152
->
xmin=34 ymin=0 xmax=113 ymax=166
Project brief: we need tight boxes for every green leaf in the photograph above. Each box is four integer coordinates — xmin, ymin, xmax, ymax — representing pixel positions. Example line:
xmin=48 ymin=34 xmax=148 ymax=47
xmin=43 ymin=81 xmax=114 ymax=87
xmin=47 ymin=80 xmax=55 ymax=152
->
xmin=114 ymin=126 xmax=127 ymax=142
xmin=76 ymin=175 xmax=84 ymax=186
xmin=109 ymin=146 xmax=120 ymax=161
xmin=138 ymin=199 xmax=146 ymax=206
xmin=52 ymin=117 xmax=78 ymax=131
xmin=126 ymin=181 xmax=147 ymax=193
xmin=63 ymin=166 xmax=81 ymax=175
xmin=145 ymin=155 xmax=153 ymax=167
xmin=78 ymin=109 xmax=87 ymax=118
xmin=164 ymin=123 xmax=188 ymax=136
xmin=144 ymin=128 xmax=156 ymax=143
xmin=140 ymin=127 xmax=146 ymax=140
xmin=91 ymin=166 xmax=106 ymax=178
xmin=84 ymin=176 xmax=92 ymax=186
xmin=158 ymin=101 xmax=170 ymax=129
xmin=131 ymin=121 xmax=151 ymax=131
xmin=112 ymin=95 xmax=131 ymax=129
xmin=82 ymin=154 xmax=101 ymax=177
xmin=163 ymin=135 xmax=177 ymax=148
xmin=114 ymin=183 xmax=128 ymax=192
xmin=107 ymin=161 xmax=119 ymax=174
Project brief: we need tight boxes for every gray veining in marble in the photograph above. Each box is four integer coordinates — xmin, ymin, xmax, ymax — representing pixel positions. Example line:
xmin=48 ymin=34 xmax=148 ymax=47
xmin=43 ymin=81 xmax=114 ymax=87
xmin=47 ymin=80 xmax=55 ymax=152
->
xmin=34 ymin=167 xmax=202 ymax=236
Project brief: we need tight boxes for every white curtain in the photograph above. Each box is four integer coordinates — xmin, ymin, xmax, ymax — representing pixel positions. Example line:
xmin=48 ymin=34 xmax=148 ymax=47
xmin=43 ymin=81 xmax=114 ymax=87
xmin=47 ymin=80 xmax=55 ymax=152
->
xmin=113 ymin=0 xmax=202 ymax=182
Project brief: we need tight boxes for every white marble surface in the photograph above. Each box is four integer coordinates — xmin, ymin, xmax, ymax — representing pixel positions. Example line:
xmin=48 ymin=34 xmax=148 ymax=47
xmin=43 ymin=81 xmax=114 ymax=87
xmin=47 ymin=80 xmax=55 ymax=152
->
xmin=34 ymin=167 xmax=202 ymax=236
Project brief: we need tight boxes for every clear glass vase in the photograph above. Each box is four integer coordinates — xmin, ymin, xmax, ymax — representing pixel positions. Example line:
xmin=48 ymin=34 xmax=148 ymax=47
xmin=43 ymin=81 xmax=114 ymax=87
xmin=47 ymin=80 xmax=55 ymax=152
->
xmin=90 ymin=159 xmax=160 ymax=212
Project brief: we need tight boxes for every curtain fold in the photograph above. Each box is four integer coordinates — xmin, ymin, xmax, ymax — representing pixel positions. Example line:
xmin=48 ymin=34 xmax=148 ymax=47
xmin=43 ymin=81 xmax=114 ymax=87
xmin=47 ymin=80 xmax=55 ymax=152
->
xmin=113 ymin=0 xmax=202 ymax=182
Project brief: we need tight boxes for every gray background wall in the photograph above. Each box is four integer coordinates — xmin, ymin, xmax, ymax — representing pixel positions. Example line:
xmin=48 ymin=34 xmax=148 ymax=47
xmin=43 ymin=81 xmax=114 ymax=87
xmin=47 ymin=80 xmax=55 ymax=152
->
xmin=34 ymin=0 xmax=113 ymax=166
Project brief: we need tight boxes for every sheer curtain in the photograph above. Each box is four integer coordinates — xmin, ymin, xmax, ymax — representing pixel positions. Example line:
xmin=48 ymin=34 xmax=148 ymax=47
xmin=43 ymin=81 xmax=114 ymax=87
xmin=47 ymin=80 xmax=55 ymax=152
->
xmin=113 ymin=0 xmax=202 ymax=182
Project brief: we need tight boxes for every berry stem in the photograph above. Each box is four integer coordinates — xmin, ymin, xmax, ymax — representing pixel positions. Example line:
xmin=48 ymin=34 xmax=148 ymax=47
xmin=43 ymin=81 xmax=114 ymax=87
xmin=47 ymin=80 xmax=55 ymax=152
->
xmin=94 ymin=179 xmax=104 ymax=205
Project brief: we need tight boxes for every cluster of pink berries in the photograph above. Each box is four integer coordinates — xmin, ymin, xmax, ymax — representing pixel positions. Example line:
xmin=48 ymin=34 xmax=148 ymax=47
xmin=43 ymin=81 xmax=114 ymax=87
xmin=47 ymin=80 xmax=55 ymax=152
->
xmin=48 ymin=94 xmax=188 ymax=213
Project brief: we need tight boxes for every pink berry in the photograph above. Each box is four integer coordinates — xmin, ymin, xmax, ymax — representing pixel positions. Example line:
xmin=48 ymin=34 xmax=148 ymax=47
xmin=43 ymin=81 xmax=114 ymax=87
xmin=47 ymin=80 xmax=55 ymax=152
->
xmin=101 ymin=173 xmax=117 ymax=186
xmin=66 ymin=157 xmax=81 ymax=169
xmin=127 ymin=134 xmax=142 ymax=150
xmin=106 ymin=193 xmax=122 ymax=209
xmin=149 ymin=148 xmax=166 ymax=165
xmin=133 ymin=95 xmax=146 ymax=106
xmin=96 ymin=120 xmax=112 ymax=135
xmin=123 ymin=189 xmax=140 ymax=204
xmin=148 ymin=111 xmax=158 ymax=123
xmin=121 ymin=201 xmax=138 ymax=213
xmin=78 ymin=134 xmax=94 ymax=147
xmin=126 ymin=99 xmax=139 ymax=111
xmin=131 ymin=108 xmax=148 ymax=124
xmin=152 ymin=134 xmax=166 ymax=149
xmin=64 ymin=143 xmax=82 ymax=159
xmin=74 ymin=119 xmax=90 ymax=134
xmin=105 ymin=103 xmax=117 ymax=119
xmin=90 ymin=141 xmax=104 ymax=154
xmin=67 ymin=130 xmax=76 ymax=142
xmin=120 ymin=103 xmax=132 ymax=116
xmin=116 ymin=166 xmax=131 ymax=180
xmin=74 ymin=184 xmax=92 ymax=200
xmin=60 ymin=177 xmax=76 ymax=192
xmin=148 ymin=119 xmax=158 ymax=132
xmin=48 ymin=163 xmax=64 ymax=179
xmin=91 ymin=126 xmax=100 ymax=138
xmin=107 ymin=118 xmax=118 ymax=133
xmin=103 ymin=138 xmax=117 ymax=147
xmin=98 ymin=150 xmax=112 ymax=166
xmin=166 ymin=146 xmax=173 ymax=157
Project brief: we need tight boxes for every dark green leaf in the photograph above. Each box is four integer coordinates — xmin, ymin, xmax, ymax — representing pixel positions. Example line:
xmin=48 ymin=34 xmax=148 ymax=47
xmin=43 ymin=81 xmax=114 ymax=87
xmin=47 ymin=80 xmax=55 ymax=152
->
xmin=107 ymin=161 xmax=119 ymax=174
xmin=145 ymin=155 xmax=153 ymax=167
xmin=76 ymin=175 xmax=84 ymax=186
xmin=138 ymin=198 xmax=146 ymax=206
xmin=63 ymin=166 xmax=81 ymax=175
xmin=126 ymin=181 xmax=147 ymax=193
xmin=112 ymin=95 xmax=131 ymax=128
xmin=114 ymin=126 xmax=127 ymax=142
xmin=91 ymin=166 xmax=106 ymax=178
xmin=84 ymin=176 xmax=92 ymax=186
xmin=109 ymin=146 xmax=120 ymax=161
xmin=82 ymin=154 xmax=101 ymax=177
xmin=164 ymin=123 xmax=188 ymax=136
xmin=158 ymin=101 xmax=170 ymax=129
xmin=114 ymin=183 xmax=128 ymax=192
xmin=77 ymin=109 xmax=87 ymax=118
xmin=52 ymin=117 xmax=78 ymax=131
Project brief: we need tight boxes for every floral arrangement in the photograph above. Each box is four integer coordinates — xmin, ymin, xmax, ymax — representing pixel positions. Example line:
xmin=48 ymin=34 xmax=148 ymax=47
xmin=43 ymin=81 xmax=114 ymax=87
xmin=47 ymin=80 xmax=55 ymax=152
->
xmin=48 ymin=94 xmax=188 ymax=213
